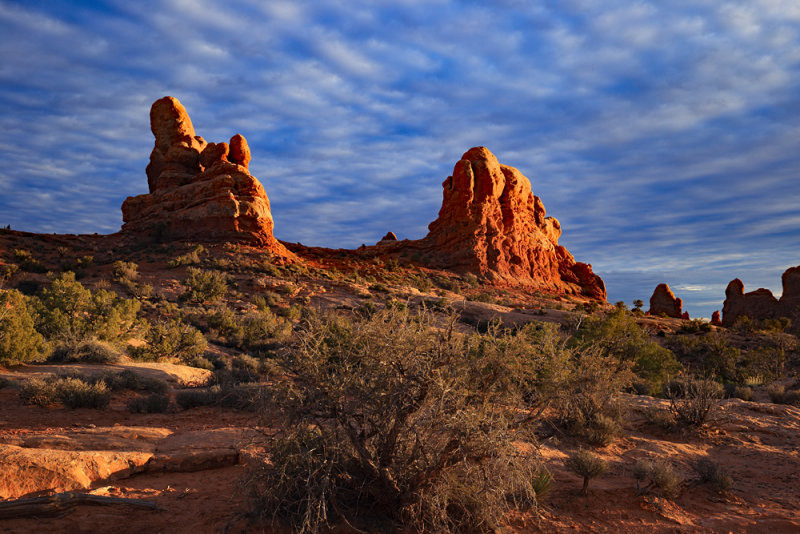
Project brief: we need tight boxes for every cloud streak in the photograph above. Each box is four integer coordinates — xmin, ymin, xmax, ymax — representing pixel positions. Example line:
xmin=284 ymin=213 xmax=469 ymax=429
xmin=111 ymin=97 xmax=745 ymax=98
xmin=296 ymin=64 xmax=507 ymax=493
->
xmin=1 ymin=0 xmax=799 ymax=318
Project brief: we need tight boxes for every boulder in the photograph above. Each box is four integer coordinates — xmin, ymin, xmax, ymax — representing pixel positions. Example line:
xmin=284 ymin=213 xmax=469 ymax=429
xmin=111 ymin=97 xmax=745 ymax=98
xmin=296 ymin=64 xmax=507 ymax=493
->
xmin=403 ymin=147 xmax=605 ymax=299
xmin=648 ymin=283 xmax=683 ymax=318
xmin=121 ymin=97 xmax=288 ymax=253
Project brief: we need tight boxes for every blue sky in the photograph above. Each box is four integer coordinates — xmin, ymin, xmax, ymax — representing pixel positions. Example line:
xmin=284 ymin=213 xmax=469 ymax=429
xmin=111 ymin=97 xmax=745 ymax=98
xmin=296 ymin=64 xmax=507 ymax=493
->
xmin=1 ymin=0 xmax=800 ymax=318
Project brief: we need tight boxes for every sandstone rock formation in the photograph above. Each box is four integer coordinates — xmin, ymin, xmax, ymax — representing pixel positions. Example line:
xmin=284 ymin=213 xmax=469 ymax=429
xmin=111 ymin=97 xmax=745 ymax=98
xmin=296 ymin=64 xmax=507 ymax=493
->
xmin=122 ymin=97 xmax=287 ymax=252
xmin=381 ymin=231 xmax=398 ymax=242
xmin=721 ymin=267 xmax=800 ymax=327
xmin=405 ymin=147 xmax=605 ymax=299
xmin=648 ymin=283 xmax=684 ymax=318
xmin=711 ymin=311 xmax=722 ymax=326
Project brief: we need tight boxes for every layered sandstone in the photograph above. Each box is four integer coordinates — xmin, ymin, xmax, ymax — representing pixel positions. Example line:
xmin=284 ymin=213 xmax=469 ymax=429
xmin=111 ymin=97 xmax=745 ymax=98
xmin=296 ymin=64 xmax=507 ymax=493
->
xmin=721 ymin=266 xmax=800 ymax=327
xmin=122 ymin=97 xmax=287 ymax=252
xmin=648 ymin=283 xmax=684 ymax=318
xmin=405 ymin=147 xmax=605 ymax=299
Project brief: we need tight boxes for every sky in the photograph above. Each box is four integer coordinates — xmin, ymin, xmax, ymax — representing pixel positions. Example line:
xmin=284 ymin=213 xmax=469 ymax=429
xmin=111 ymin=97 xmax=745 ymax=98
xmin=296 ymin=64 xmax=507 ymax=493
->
xmin=1 ymin=0 xmax=799 ymax=318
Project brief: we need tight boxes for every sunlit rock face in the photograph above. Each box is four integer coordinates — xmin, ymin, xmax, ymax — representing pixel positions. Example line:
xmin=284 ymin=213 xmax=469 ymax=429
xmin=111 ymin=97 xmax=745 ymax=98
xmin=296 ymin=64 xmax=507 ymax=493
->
xmin=722 ymin=266 xmax=800 ymax=327
xmin=648 ymin=283 xmax=684 ymax=318
xmin=121 ymin=97 xmax=287 ymax=254
xmin=407 ymin=146 xmax=605 ymax=299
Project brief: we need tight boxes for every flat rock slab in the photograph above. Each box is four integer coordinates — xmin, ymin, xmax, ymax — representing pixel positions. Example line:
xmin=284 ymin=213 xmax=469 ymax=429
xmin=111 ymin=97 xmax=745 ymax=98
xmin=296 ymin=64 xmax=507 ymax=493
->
xmin=0 ymin=426 xmax=260 ymax=499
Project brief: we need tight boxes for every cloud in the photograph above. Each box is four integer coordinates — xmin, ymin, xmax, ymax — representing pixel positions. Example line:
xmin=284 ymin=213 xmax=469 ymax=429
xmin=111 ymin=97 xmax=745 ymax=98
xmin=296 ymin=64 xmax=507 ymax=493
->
xmin=0 ymin=0 xmax=799 ymax=319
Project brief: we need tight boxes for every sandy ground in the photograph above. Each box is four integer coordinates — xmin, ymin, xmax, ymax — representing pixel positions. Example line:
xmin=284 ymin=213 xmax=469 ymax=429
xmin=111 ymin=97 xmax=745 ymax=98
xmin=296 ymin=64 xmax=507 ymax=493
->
xmin=1 ymin=362 xmax=799 ymax=533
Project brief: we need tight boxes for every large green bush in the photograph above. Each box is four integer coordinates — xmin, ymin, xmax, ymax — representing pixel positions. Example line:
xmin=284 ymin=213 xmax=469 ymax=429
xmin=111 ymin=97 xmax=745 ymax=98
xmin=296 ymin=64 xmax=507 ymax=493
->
xmin=181 ymin=267 xmax=227 ymax=303
xmin=573 ymin=308 xmax=682 ymax=395
xmin=34 ymin=272 xmax=140 ymax=343
xmin=0 ymin=289 xmax=47 ymax=364
xmin=130 ymin=319 xmax=207 ymax=362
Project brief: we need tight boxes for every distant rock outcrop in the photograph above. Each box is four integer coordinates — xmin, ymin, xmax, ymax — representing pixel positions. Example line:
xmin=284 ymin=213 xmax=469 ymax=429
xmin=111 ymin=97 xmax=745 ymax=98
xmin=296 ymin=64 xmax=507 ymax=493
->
xmin=379 ymin=232 xmax=398 ymax=243
xmin=711 ymin=311 xmax=722 ymax=326
xmin=121 ymin=96 xmax=287 ymax=253
xmin=720 ymin=267 xmax=800 ymax=327
xmin=404 ymin=147 xmax=605 ymax=299
xmin=648 ymin=283 xmax=684 ymax=318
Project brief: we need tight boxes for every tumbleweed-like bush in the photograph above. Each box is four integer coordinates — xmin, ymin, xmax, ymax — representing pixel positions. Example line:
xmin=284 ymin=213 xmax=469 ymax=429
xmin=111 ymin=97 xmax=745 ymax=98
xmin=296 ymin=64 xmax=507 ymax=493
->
xmin=250 ymin=307 xmax=554 ymax=533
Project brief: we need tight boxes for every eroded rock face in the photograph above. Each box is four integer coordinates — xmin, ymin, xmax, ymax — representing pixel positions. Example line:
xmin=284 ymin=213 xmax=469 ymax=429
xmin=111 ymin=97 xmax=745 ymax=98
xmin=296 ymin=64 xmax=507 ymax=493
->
xmin=122 ymin=97 xmax=287 ymax=252
xmin=409 ymin=147 xmax=605 ymax=299
xmin=648 ymin=283 xmax=684 ymax=318
xmin=721 ymin=276 xmax=785 ymax=327
xmin=711 ymin=311 xmax=722 ymax=326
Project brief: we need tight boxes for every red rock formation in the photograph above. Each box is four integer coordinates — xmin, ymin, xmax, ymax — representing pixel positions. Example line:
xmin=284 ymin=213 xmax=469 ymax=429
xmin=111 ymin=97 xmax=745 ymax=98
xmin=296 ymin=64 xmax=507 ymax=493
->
xmin=711 ymin=311 xmax=721 ymax=326
xmin=648 ymin=283 xmax=684 ymax=318
xmin=681 ymin=311 xmax=690 ymax=320
xmin=121 ymin=97 xmax=287 ymax=253
xmin=407 ymin=147 xmax=605 ymax=299
xmin=380 ymin=232 xmax=398 ymax=242
xmin=721 ymin=275 xmax=790 ymax=327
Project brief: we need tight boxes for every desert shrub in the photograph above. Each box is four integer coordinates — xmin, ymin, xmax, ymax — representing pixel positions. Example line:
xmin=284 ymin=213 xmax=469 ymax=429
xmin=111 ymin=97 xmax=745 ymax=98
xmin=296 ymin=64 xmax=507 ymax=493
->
xmin=724 ymin=383 xmax=753 ymax=401
xmin=767 ymin=384 xmax=800 ymax=406
xmin=693 ymin=458 xmax=733 ymax=493
xmin=49 ymin=339 xmax=122 ymax=364
xmin=232 ymin=354 xmax=261 ymax=381
xmin=552 ymin=343 xmax=633 ymax=445
xmin=251 ymin=308 xmax=547 ymax=533
xmin=100 ymin=369 xmax=170 ymax=394
xmin=113 ymin=260 xmax=139 ymax=282
xmin=253 ymin=292 xmax=281 ymax=310
xmin=168 ymin=245 xmax=204 ymax=268
xmin=175 ymin=387 xmax=219 ymax=409
xmin=113 ymin=262 xmax=152 ymax=299
xmin=276 ymin=304 xmax=303 ymax=322
xmin=209 ymin=307 xmax=289 ymax=351
xmin=21 ymin=374 xmax=110 ymax=409
xmin=0 ymin=289 xmax=47 ymax=364
xmin=19 ymin=376 xmax=59 ymax=406
xmin=633 ymin=460 xmax=682 ymax=499
xmin=59 ymin=377 xmax=111 ymax=408
xmin=181 ymin=267 xmax=227 ymax=303
xmin=130 ymin=319 xmax=207 ymax=362
xmin=175 ymin=384 xmax=257 ymax=410
xmin=531 ymin=469 xmax=553 ymax=501
xmin=665 ymin=377 xmax=723 ymax=426
xmin=128 ymin=393 xmax=170 ymax=413
xmin=189 ymin=355 xmax=215 ymax=370
xmin=572 ymin=308 xmax=682 ymax=396
xmin=471 ymin=292 xmax=497 ymax=304
xmin=679 ymin=319 xmax=712 ymax=334
xmin=13 ymin=249 xmax=46 ymax=273
xmin=34 ymin=272 xmax=141 ymax=343
xmin=667 ymin=332 xmax=742 ymax=382
xmin=564 ymin=449 xmax=607 ymax=495
xmin=642 ymin=405 xmax=676 ymax=429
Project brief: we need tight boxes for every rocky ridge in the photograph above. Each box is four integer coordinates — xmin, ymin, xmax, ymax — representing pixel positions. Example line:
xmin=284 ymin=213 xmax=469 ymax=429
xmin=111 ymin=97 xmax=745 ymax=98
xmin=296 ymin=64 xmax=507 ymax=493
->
xmin=722 ymin=266 xmax=800 ymax=326
xmin=121 ymin=97 xmax=287 ymax=254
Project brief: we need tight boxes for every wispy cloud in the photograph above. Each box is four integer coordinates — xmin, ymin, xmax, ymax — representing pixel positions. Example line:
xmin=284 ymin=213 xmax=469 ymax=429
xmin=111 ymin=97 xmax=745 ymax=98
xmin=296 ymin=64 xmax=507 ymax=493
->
xmin=1 ymin=0 xmax=799 ymax=319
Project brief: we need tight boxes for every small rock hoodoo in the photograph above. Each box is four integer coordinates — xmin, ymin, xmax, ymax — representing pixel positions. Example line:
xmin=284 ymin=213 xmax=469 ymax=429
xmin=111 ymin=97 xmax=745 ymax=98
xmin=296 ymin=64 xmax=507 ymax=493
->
xmin=121 ymin=97 xmax=286 ymax=253
xmin=412 ymin=147 xmax=605 ymax=299
xmin=648 ymin=283 xmax=685 ymax=318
